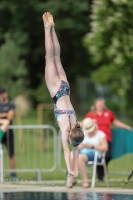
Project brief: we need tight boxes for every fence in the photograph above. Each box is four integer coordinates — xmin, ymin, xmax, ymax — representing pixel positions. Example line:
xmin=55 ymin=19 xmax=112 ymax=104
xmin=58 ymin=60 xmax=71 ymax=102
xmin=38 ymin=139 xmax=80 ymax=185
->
xmin=2 ymin=125 xmax=57 ymax=182
xmin=1 ymin=126 xmax=133 ymax=182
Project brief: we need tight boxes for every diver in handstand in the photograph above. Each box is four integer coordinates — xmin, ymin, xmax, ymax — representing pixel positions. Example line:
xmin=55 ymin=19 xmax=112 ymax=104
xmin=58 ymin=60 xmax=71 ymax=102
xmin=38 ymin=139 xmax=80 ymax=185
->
xmin=42 ymin=12 xmax=84 ymax=187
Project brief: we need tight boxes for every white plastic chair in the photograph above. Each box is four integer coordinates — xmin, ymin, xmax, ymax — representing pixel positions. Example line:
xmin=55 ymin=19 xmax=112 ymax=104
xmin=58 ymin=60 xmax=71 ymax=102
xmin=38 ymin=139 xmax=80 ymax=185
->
xmin=88 ymin=151 xmax=109 ymax=188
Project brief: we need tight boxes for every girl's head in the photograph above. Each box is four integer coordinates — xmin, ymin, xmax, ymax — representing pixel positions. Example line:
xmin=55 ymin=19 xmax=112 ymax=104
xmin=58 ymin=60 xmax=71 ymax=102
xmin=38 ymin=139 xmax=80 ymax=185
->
xmin=91 ymin=97 xmax=107 ymax=112
xmin=69 ymin=124 xmax=84 ymax=147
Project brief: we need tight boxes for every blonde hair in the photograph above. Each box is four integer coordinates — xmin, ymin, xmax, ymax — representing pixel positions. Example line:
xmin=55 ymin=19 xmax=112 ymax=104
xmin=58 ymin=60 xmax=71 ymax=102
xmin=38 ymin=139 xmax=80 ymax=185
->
xmin=90 ymin=98 xmax=107 ymax=113
xmin=69 ymin=124 xmax=84 ymax=147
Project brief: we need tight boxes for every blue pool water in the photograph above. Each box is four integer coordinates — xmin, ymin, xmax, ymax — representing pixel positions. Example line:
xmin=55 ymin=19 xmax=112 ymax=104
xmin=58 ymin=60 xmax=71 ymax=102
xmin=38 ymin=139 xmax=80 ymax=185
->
xmin=0 ymin=192 xmax=133 ymax=200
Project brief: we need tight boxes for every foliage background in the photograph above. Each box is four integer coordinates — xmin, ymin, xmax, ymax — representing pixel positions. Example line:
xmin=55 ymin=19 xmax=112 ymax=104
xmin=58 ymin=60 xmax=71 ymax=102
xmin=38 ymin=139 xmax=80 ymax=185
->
xmin=83 ymin=0 xmax=133 ymax=118
xmin=0 ymin=0 xmax=132 ymax=118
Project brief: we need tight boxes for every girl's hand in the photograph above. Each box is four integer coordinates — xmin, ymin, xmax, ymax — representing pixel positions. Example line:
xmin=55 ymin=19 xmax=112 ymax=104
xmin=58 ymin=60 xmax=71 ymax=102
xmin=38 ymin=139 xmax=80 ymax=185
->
xmin=73 ymin=171 xmax=78 ymax=177
xmin=68 ymin=170 xmax=78 ymax=177
xmin=68 ymin=170 xmax=74 ymax=177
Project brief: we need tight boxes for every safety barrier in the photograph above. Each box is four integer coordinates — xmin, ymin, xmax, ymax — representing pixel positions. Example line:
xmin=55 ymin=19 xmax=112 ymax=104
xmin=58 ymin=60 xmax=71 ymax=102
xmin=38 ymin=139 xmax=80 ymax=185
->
xmin=1 ymin=126 xmax=133 ymax=182
xmin=2 ymin=125 xmax=58 ymax=182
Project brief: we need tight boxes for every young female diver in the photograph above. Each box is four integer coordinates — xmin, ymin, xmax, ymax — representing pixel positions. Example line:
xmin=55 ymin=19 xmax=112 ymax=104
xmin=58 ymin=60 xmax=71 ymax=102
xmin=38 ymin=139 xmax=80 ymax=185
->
xmin=0 ymin=119 xmax=10 ymax=141
xmin=42 ymin=12 xmax=84 ymax=184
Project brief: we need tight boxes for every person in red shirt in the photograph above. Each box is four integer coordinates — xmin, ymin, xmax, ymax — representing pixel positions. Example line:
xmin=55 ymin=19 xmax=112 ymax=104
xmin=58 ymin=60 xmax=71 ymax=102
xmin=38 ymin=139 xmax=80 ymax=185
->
xmin=83 ymin=98 xmax=132 ymax=181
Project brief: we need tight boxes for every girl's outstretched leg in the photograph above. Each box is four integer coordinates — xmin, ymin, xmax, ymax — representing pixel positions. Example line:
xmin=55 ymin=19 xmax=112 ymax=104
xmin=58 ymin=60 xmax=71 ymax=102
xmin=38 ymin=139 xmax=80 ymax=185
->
xmin=52 ymin=26 xmax=67 ymax=80
xmin=42 ymin=13 xmax=59 ymax=96
xmin=43 ymin=13 xmax=54 ymax=59
xmin=47 ymin=13 xmax=67 ymax=80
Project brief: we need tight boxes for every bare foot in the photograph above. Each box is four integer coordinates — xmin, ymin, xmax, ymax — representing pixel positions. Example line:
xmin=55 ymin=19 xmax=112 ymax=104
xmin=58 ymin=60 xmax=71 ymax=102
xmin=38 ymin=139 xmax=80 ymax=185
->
xmin=42 ymin=13 xmax=48 ymax=24
xmin=42 ymin=12 xmax=52 ymax=27
xmin=68 ymin=171 xmax=74 ymax=177
xmin=74 ymin=173 xmax=78 ymax=178
xmin=47 ymin=12 xmax=55 ymax=26
xmin=73 ymin=170 xmax=78 ymax=177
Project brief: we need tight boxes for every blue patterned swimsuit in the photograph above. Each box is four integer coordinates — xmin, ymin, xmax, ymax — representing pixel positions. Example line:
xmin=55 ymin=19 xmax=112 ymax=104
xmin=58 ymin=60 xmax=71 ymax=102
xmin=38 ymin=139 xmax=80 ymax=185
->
xmin=52 ymin=80 xmax=77 ymax=129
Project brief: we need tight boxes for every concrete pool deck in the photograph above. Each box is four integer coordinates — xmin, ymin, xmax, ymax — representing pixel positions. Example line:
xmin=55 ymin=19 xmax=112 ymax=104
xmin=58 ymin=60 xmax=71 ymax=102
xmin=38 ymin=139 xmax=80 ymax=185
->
xmin=0 ymin=182 xmax=133 ymax=194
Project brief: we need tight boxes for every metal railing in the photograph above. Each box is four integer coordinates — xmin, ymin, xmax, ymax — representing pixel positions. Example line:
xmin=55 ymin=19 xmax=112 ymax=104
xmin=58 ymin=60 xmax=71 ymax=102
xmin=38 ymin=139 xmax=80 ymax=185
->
xmin=2 ymin=125 xmax=58 ymax=182
xmin=1 ymin=125 xmax=133 ymax=182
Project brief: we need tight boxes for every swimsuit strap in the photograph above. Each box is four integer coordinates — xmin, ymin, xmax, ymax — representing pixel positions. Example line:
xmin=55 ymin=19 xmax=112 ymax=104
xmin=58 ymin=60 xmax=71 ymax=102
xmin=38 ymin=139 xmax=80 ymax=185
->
xmin=67 ymin=111 xmax=78 ymax=131
xmin=68 ymin=113 xmax=72 ymax=130
xmin=54 ymin=104 xmax=78 ymax=130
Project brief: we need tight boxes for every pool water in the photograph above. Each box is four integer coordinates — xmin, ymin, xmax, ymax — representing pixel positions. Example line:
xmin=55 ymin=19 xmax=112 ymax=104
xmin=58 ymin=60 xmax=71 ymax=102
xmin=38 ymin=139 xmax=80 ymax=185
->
xmin=0 ymin=192 xmax=132 ymax=200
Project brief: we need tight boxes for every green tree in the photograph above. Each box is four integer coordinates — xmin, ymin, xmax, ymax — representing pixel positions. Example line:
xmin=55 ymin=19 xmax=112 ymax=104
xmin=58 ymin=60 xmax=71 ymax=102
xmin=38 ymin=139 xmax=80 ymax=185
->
xmin=30 ymin=74 xmax=52 ymax=104
xmin=84 ymin=0 xmax=133 ymax=117
xmin=0 ymin=0 xmax=92 ymax=109
xmin=0 ymin=34 xmax=27 ymax=98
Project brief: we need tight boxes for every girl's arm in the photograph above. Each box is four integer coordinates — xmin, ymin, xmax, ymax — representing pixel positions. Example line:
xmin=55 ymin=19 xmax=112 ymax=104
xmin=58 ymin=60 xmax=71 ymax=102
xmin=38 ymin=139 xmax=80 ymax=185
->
xmin=71 ymin=146 xmax=79 ymax=177
xmin=61 ymin=130 xmax=79 ymax=176
xmin=61 ymin=130 xmax=72 ymax=174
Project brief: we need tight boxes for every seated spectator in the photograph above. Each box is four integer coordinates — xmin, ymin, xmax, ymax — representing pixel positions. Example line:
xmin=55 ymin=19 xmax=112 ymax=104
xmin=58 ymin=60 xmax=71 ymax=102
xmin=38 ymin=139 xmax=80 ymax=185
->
xmin=82 ymin=98 xmax=132 ymax=182
xmin=68 ymin=118 xmax=108 ymax=188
